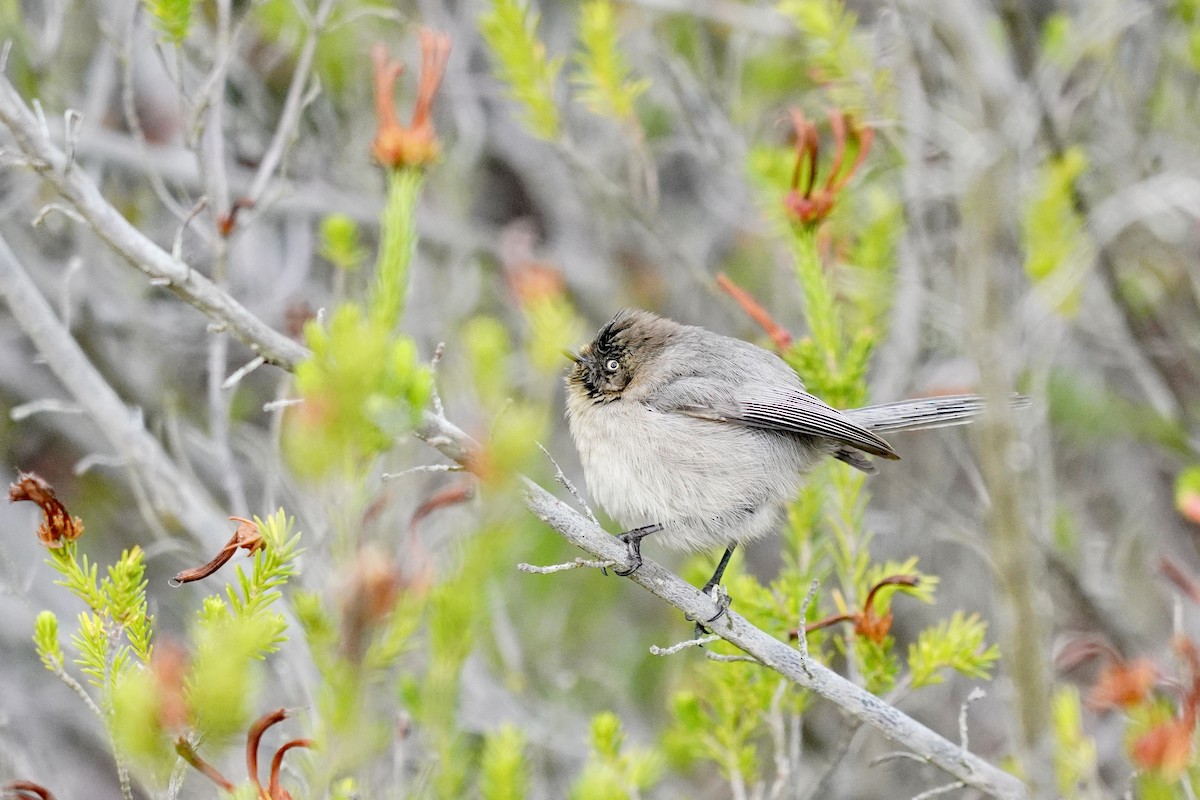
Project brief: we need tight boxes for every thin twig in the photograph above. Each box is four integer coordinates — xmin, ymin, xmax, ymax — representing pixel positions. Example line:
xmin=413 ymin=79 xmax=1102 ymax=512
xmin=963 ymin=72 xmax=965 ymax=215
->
xmin=872 ymin=751 xmax=934 ymax=768
xmin=172 ymin=197 xmax=208 ymax=262
xmin=381 ymin=464 xmax=464 ymax=481
xmin=118 ymin=0 xmax=191 ymax=221
xmin=537 ymin=442 xmax=598 ymax=525
xmin=764 ymin=680 xmax=790 ymax=800
xmin=221 ymin=356 xmax=266 ymax=390
xmin=517 ymin=558 xmax=615 ymax=575
xmin=959 ymin=687 xmax=986 ymax=751
xmin=650 ymin=635 xmax=719 ymax=656
xmin=48 ymin=662 xmax=104 ymax=721
xmin=245 ymin=0 xmax=337 ymax=206
xmin=429 ymin=341 xmax=446 ymax=418
xmin=910 ymin=782 xmax=967 ymax=800
xmin=32 ymin=202 xmax=86 ymax=227
xmin=262 ymin=398 xmax=304 ymax=412
xmin=10 ymin=399 xmax=85 ymax=420
xmin=707 ymin=652 xmax=762 ymax=664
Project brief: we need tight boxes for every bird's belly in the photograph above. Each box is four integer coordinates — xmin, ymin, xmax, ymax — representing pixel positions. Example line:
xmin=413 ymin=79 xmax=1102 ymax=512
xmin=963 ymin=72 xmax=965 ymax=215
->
xmin=567 ymin=399 xmax=817 ymax=551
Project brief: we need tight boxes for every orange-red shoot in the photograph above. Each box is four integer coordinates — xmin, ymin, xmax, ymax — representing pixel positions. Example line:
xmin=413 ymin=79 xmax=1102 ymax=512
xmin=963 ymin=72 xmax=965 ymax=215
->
xmin=783 ymin=108 xmax=873 ymax=229
xmin=371 ymin=30 xmax=451 ymax=170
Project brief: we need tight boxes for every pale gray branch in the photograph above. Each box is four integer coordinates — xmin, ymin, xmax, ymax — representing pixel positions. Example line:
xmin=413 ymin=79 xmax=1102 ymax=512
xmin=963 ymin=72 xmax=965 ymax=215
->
xmin=0 ymin=73 xmax=307 ymax=369
xmin=0 ymin=232 xmax=226 ymax=546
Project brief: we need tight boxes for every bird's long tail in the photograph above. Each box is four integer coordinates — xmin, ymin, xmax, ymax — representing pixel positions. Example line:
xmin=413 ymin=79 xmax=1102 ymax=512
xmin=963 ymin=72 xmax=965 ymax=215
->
xmin=846 ymin=394 xmax=1030 ymax=434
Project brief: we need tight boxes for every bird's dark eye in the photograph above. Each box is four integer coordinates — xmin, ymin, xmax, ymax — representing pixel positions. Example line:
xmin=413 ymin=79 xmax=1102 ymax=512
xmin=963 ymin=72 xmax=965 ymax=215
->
xmin=605 ymin=359 xmax=620 ymax=372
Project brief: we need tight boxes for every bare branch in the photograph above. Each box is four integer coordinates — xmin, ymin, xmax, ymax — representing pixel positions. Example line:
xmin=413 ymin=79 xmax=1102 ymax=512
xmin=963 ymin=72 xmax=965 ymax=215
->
xmin=0 ymin=74 xmax=308 ymax=369
xmin=0 ymin=233 xmax=226 ymax=546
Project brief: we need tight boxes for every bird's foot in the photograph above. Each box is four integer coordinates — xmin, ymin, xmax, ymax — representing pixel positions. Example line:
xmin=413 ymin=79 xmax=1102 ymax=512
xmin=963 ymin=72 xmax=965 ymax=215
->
xmin=690 ymin=584 xmax=732 ymax=638
xmin=612 ymin=523 xmax=662 ymax=577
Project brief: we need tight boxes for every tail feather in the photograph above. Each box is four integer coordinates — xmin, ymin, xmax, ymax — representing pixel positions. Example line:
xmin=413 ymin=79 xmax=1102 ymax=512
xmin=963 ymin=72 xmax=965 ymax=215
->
xmin=846 ymin=394 xmax=1030 ymax=434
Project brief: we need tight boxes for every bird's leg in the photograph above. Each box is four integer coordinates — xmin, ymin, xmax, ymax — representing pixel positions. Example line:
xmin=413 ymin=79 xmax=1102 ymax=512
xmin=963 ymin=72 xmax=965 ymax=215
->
xmin=612 ymin=523 xmax=663 ymax=577
xmin=693 ymin=544 xmax=736 ymax=637
xmin=701 ymin=544 xmax=736 ymax=596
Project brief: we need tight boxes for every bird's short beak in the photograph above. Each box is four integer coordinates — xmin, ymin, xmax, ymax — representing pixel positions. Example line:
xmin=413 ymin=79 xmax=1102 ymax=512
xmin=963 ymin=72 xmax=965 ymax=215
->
xmin=561 ymin=349 xmax=581 ymax=364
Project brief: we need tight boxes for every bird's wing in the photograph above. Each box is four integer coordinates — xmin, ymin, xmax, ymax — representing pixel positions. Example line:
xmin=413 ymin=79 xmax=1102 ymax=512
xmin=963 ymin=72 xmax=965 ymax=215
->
xmin=648 ymin=379 xmax=899 ymax=460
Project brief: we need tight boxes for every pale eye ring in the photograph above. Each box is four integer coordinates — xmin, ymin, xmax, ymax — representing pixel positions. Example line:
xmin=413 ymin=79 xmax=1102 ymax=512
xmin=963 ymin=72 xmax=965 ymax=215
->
xmin=605 ymin=358 xmax=620 ymax=372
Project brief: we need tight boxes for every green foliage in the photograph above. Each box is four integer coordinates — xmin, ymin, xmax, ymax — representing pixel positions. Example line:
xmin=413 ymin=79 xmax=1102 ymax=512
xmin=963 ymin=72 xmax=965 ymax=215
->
xmin=43 ymin=545 xmax=153 ymax=692
xmin=862 ymin=559 xmax=937 ymax=612
xmin=573 ymin=1 xmax=649 ymax=124
xmin=33 ymin=610 xmax=64 ymax=671
xmin=320 ymin=214 xmax=368 ymax=272
xmin=842 ymin=185 xmax=902 ymax=331
xmin=1051 ymin=685 xmax=1099 ymax=799
xmin=186 ymin=606 xmax=278 ymax=740
xmin=463 ymin=315 xmax=552 ymax=486
xmin=775 ymin=0 xmax=886 ymax=110
xmin=413 ymin=557 xmax=486 ymax=798
xmin=185 ymin=513 xmax=301 ymax=729
xmin=293 ymin=162 xmax=432 ymax=480
xmin=111 ymin=668 xmax=174 ymax=776
xmin=854 ymin=635 xmax=900 ymax=694
xmin=571 ymin=712 xmax=662 ymax=800
xmin=289 ymin=303 xmax=432 ymax=478
xmin=1045 ymin=372 xmax=1188 ymax=453
xmin=665 ymin=664 xmax=774 ymax=782
xmin=1023 ymin=147 xmax=1092 ymax=317
xmin=72 ymin=610 xmax=111 ymax=688
xmin=790 ymin=226 xmax=842 ymax=369
xmin=300 ymin=575 xmax=423 ymax=790
xmin=47 ymin=540 xmax=104 ymax=611
xmin=223 ymin=511 xmax=303 ymax=653
xmin=371 ymin=169 xmax=424 ymax=330
xmin=666 ymin=565 xmax=806 ymax=776
xmin=908 ymin=611 xmax=1001 ymax=688
xmin=480 ymin=0 xmax=564 ymax=139
xmin=142 ymin=0 xmax=193 ymax=45
xmin=522 ymin=292 xmax=586 ymax=375
xmin=103 ymin=549 xmax=153 ymax=662
xmin=464 ymin=315 xmax=515 ymax=405
xmin=1040 ymin=12 xmax=1073 ymax=65
xmin=479 ymin=724 xmax=529 ymax=800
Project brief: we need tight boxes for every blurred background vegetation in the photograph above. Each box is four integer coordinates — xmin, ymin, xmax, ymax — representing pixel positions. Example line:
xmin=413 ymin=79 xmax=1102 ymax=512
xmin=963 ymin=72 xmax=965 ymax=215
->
xmin=2 ymin=0 xmax=1200 ymax=797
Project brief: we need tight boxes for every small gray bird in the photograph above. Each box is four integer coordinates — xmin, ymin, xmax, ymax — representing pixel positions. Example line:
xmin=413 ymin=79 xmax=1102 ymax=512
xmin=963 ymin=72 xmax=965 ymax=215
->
xmin=565 ymin=309 xmax=1022 ymax=605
